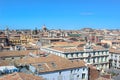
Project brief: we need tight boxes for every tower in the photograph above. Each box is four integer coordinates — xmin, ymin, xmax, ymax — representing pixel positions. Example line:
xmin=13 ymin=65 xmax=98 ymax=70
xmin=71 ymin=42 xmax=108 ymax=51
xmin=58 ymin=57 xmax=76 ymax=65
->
xmin=42 ymin=24 xmax=47 ymax=32
xmin=5 ymin=26 xmax=9 ymax=38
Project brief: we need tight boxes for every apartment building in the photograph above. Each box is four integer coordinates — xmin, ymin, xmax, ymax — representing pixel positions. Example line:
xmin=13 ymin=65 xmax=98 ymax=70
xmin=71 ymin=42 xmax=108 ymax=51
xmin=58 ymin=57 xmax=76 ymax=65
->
xmin=41 ymin=42 xmax=109 ymax=70
xmin=109 ymin=48 xmax=120 ymax=69
xmin=16 ymin=54 xmax=88 ymax=80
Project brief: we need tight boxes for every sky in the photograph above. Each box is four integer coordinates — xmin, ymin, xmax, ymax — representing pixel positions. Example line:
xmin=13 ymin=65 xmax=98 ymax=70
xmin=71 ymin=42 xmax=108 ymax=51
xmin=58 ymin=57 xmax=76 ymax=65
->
xmin=0 ymin=0 xmax=120 ymax=30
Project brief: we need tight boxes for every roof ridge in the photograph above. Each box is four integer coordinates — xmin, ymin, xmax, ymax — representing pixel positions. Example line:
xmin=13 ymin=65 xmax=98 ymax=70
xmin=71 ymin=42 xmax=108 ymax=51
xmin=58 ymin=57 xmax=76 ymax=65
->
xmin=44 ymin=63 xmax=51 ymax=70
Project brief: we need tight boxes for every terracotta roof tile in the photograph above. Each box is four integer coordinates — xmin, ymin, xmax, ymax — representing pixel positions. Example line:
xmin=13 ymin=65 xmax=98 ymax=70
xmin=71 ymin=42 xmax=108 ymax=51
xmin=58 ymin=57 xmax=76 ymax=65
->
xmin=0 ymin=50 xmax=45 ymax=58
xmin=0 ymin=72 xmax=44 ymax=80
xmin=50 ymin=45 xmax=106 ymax=53
xmin=51 ymin=41 xmax=86 ymax=47
xmin=0 ymin=60 xmax=10 ymax=66
xmin=96 ymin=77 xmax=112 ymax=80
xmin=16 ymin=54 xmax=86 ymax=73
xmin=0 ymin=50 xmax=33 ymax=58
xmin=109 ymin=48 xmax=120 ymax=54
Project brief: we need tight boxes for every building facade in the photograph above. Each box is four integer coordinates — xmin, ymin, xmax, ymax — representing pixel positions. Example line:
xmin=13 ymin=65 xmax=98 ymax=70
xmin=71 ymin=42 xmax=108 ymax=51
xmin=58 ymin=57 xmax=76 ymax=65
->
xmin=38 ymin=67 xmax=88 ymax=80
xmin=41 ymin=42 xmax=109 ymax=70
xmin=109 ymin=48 xmax=120 ymax=69
xmin=17 ymin=54 xmax=88 ymax=80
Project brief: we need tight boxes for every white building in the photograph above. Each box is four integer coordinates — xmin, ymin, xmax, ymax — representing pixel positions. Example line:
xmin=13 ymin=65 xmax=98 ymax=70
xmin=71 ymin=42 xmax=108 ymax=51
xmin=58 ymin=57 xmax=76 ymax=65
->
xmin=109 ymin=48 xmax=120 ymax=69
xmin=41 ymin=42 xmax=109 ymax=70
xmin=0 ymin=66 xmax=18 ymax=75
xmin=17 ymin=54 xmax=88 ymax=80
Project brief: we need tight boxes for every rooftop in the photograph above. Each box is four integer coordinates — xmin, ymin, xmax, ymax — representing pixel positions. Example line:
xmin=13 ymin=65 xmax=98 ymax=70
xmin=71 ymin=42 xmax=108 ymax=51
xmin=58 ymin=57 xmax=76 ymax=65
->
xmin=16 ymin=54 xmax=86 ymax=73
xmin=0 ymin=72 xmax=44 ymax=80
xmin=0 ymin=50 xmax=33 ymax=58
xmin=0 ymin=50 xmax=46 ymax=58
xmin=48 ymin=45 xmax=107 ymax=53
xmin=109 ymin=48 xmax=120 ymax=54
xmin=51 ymin=41 xmax=86 ymax=47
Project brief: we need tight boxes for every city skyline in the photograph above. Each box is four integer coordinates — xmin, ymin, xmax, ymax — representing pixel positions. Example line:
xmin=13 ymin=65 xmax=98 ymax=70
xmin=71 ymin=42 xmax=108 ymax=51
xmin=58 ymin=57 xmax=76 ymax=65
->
xmin=0 ymin=0 xmax=120 ymax=30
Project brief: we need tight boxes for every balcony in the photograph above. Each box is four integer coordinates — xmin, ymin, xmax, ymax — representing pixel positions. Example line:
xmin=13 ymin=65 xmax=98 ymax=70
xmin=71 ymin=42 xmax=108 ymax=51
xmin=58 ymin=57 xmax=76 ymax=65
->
xmin=92 ymin=54 xmax=109 ymax=58
xmin=93 ymin=61 xmax=109 ymax=65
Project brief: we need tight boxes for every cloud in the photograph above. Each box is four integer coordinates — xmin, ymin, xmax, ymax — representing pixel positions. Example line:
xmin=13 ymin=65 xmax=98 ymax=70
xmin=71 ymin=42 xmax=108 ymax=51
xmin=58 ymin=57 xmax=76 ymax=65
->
xmin=80 ymin=12 xmax=94 ymax=16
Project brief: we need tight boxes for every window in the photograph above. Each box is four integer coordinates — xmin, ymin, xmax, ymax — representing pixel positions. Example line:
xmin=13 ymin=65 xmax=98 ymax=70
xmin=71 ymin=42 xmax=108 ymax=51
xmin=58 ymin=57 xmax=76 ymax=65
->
xmin=101 ymin=57 xmax=103 ymax=62
xmin=59 ymin=71 xmax=61 ymax=75
xmin=111 ymin=54 xmax=113 ymax=58
xmin=87 ymin=58 xmax=90 ymax=63
xmin=114 ymin=63 xmax=116 ymax=67
xmin=102 ymin=64 xmax=103 ymax=67
xmin=101 ymin=52 xmax=104 ymax=55
xmin=93 ymin=58 xmax=95 ymax=63
xmin=76 ymin=53 xmax=78 ymax=57
xmin=97 ymin=57 xmax=99 ymax=63
xmin=74 ymin=69 xmax=76 ymax=72
xmin=38 ymin=64 xmax=44 ymax=71
xmin=105 ymin=57 xmax=107 ymax=61
xmin=38 ymin=64 xmax=42 ymax=66
xmin=81 ymin=53 xmax=83 ymax=56
xmin=111 ymin=54 xmax=113 ymax=56
xmin=71 ymin=70 xmax=73 ymax=73
xmin=2 ymin=58 xmax=5 ymax=60
xmin=82 ymin=73 xmax=86 ymax=79
xmin=51 ymin=62 xmax=57 ymax=68
xmin=65 ymin=54 xmax=68 ymax=58
xmin=88 ymin=54 xmax=91 ymax=57
xmin=83 ymin=68 xmax=85 ymax=71
xmin=98 ymin=52 xmax=99 ymax=55
xmin=71 ymin=54 xmax=73 ymax=58
xmin=77 ymin=75 xmax=79 ymax=77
